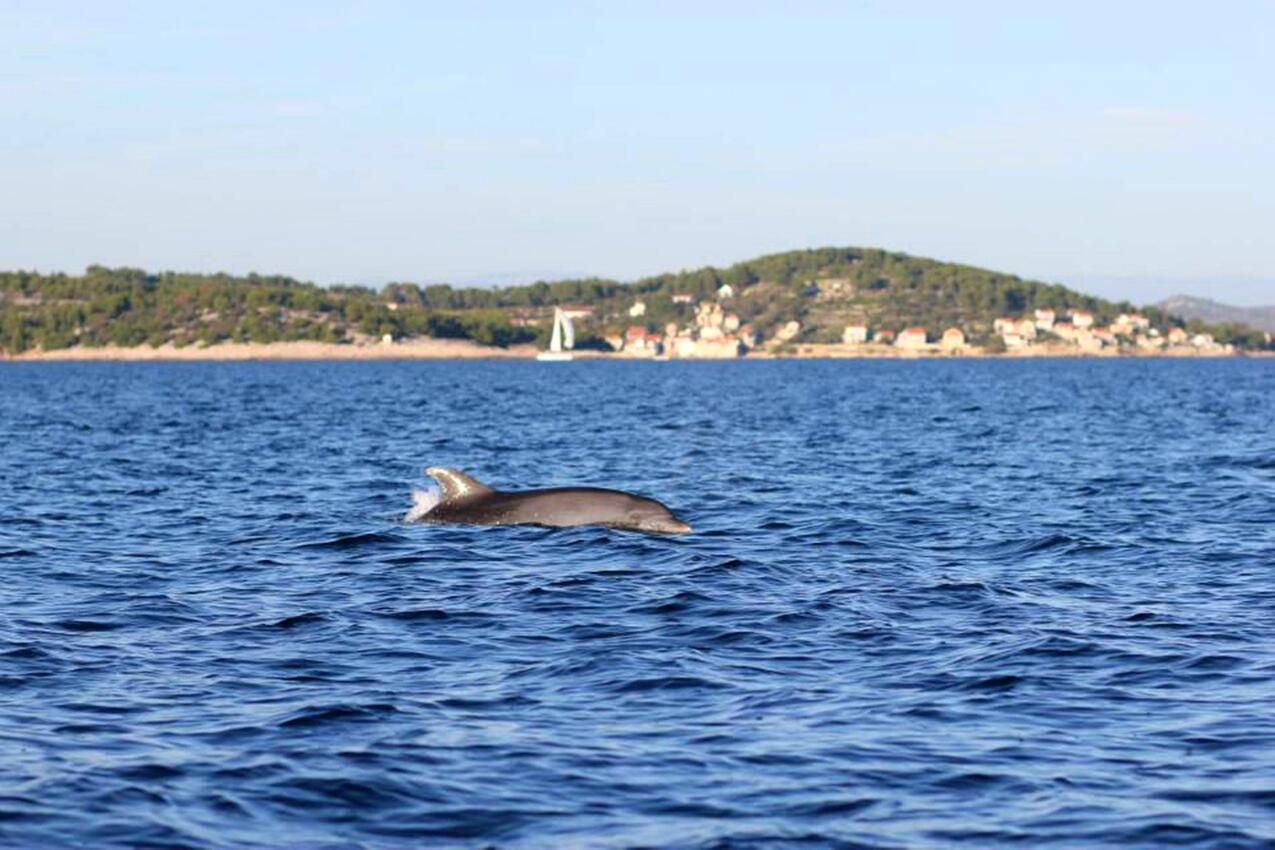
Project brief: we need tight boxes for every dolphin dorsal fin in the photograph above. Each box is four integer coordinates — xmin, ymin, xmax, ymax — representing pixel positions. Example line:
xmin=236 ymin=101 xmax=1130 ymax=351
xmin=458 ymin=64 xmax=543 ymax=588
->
xmin=425 ymin=467 xmax=493 ymax=502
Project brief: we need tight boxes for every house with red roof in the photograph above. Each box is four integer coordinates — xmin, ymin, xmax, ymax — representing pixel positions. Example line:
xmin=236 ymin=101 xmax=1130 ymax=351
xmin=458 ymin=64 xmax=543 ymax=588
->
xmin=895 ymin=327 xmax=928 ymax=350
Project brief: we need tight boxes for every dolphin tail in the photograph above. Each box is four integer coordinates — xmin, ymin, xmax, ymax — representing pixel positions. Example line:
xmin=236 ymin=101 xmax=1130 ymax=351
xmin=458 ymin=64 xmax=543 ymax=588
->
xmin=425 ymin=467 xmax=494 ymax=503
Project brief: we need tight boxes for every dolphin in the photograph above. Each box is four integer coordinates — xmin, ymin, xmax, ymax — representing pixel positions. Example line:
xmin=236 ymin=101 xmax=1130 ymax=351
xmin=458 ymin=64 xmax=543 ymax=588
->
xmin=412 ymin=467 xmax=692 ymax=534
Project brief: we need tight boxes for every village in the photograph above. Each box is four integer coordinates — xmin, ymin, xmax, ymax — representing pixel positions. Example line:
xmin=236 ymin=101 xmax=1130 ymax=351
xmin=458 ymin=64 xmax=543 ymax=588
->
xmin=534 ymin=283 xmax=1241 ymax=359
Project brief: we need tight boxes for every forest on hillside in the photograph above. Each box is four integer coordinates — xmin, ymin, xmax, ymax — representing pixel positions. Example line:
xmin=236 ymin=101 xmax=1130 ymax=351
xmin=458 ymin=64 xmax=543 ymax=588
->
xmin=1 ymin=248 xmax=1269 ymax=353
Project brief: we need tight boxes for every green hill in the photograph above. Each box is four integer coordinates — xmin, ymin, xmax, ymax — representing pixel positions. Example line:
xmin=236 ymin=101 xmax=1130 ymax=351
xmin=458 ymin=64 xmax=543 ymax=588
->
xmin=1 ymin=248 xmax=1269 ymax=353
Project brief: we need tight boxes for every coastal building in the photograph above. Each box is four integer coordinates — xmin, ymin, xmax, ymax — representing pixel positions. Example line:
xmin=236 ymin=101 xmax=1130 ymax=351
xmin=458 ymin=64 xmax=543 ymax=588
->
xmin=842 ymin=324 xmax=868 ymax=345
xmin=896 ymin=327 xmax=928 ymax=350
xmin=1117 ymin=313 xmax=1150 ymax=331
xmin=993 ymin=317 xmax=1017 ymax=335
xmin=1076 ymin=331 xmax=1104 ymax=352
xmin=1052 ymin=321 xmax=1076 ymax=341
xmin=694 ymin=335 xmax=745 ymax=358
xmin=940 ymin=327 xmax=966 ymax=350
xmin=723 ymin=313 xmax=741 ymax=332
xmin=381 ymin=333 xmax=395 ymax=345
xmin=1167 ymin=327 xmax=1189 ymax=345
xmin=562 ymin=304 xmax=594 ymax=320
xmin=717 ymin=284 xmax=735 ymax=300
xmin=1072 ymin=310 xmax=1095 ymax=329
xmin=874 ymin=329 xmax=895 ymax=344
xmin=1094 ymin=327 xmax=1117 ymax=346
xmin=1192 ymin=333 xmax=1216 ymax=348
xmin=695 ymin=302 xmax=725 ymax=329
xmin=1015 ymin=318 xmax=1038 ymax=340
xmin=509 ymin=308 xmax=540 ymax=328
xmin=628 ymin=301 xmax=647 ymax=318
xmin=672 ymin=293 xmax=694 ymax=304
xmin=700 ymin=325 xmax=725 ymax=341
xmin=1034 ymin=308 xmax=1056 ymax=330
xmin=665 ymin=322 xmax=680 ymax=339
xmin=1003 ymin=332 xmax=1027 ymax=349
xmin=1137 ymin=334 xmax=1164 ymax=350
xmin=623 ymin=326 xmax=664 ymax=356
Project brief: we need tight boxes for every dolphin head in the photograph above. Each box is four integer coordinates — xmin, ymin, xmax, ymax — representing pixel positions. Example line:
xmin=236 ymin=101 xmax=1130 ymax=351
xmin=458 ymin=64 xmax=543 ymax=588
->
xmin=624 ymin=497 xmax=692 ymax=534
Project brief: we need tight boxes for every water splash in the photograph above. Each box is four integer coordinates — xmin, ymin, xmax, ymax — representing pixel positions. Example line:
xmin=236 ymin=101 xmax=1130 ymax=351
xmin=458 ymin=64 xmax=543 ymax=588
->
xmin=404 ymin=484 xmax=442 ymax=523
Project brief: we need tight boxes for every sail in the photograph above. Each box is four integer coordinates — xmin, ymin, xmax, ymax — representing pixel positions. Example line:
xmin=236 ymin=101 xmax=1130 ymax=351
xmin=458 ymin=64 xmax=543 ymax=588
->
xmin=562 ymin=312 xmax=575 ymax=349
xmin=549 ymin=308 xmax=563 ymax=352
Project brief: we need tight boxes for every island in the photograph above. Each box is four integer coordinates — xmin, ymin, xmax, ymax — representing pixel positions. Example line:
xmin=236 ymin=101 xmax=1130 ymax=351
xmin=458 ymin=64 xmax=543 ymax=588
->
xmin=2 ymin=247 xmax=1270 ymax=360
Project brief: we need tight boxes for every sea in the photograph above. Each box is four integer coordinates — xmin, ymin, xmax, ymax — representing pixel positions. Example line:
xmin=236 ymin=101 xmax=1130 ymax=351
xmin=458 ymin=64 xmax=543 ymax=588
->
xmin=0 ymin=358 xmax=1272 ymax=849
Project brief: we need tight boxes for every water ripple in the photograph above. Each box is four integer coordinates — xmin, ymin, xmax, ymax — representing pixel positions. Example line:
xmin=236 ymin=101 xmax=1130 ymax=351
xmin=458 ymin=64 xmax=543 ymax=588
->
xmin=0 ymin=359 xmax=1272 ymax=848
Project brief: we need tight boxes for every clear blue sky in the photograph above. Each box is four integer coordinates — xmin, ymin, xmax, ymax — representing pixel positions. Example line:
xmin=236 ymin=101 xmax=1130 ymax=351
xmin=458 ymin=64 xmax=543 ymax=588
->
xmin=2 ymin=2 xmax=1272 ymax=304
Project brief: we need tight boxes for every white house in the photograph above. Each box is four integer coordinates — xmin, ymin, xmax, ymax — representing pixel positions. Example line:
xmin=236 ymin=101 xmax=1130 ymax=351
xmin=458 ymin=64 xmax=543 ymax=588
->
xmin=624 ymin=325 xmax=648 ymax=351
xmin=940 ymin=327 xmax=966 ymax=350
xmin=896 ymin=327 xmax=928 ymax=350
xmin=674 ymin=335 xmax=698 ymax=358
xmin=1076 ymin=331 xmax=1104 ymax=352
xmin=842 ymin=324 xmax=869 ymax=345
xmin=699 ymin=325 xmax=725 ymax=341
xmin=1117 ymin=312 xmax=1150 ymax=330
xmin=1052 ymin=321 xmax=1076 ymax=341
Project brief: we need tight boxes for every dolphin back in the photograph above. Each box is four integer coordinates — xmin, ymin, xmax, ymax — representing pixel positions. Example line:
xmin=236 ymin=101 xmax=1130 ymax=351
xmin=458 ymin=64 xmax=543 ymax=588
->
xmin=417 ymin=468 xmax=691 ymax=533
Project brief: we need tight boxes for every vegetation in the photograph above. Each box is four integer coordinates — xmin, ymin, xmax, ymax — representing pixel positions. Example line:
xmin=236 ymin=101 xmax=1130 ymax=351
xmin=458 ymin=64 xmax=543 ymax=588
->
xmin=1 ymin=249 xmax=1269 ymax=354
xmin=0 ymin=266 xmax=538 ymax=353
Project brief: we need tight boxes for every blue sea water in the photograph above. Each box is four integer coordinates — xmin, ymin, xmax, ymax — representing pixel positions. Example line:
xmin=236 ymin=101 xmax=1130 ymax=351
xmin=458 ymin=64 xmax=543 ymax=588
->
xmin=0 ymin=358 xmax=1272 ymax=849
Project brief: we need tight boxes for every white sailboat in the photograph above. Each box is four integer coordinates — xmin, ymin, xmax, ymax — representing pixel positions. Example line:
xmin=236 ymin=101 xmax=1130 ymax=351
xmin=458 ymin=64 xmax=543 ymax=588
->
xmin=536 ymin=307 xmax=575 ymax=361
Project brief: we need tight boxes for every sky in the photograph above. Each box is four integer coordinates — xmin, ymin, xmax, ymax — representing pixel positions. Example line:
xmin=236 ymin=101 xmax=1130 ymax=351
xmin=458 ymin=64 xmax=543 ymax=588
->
xmin=2 ymin=1 xmax=1273 ymax=305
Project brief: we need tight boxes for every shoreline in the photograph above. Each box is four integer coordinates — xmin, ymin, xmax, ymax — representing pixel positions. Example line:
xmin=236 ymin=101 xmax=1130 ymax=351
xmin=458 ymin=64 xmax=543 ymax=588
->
xmin=1 ymin=340 xmax=1264 ymax=362
xmin=0 ymin=339 xmax=541 ymax=362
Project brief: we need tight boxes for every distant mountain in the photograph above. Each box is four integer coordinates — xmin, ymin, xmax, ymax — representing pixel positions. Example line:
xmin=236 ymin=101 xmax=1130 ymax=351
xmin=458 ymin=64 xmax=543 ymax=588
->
xmin=1156 ymin=295 xmax=1275 ymax=333
xmin=1061 ymin=274 xmax=1275 ymax=311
